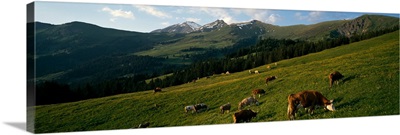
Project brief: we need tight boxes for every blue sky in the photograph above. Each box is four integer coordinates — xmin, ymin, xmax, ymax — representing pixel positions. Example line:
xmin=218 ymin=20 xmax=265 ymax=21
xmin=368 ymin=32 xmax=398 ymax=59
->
xmin=35 ymin=1 xmax=399 ymax=33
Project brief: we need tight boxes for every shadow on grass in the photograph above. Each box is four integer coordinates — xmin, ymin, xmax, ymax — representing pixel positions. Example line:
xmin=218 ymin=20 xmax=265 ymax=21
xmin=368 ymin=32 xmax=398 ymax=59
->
xmin=342 ymin=75 xmax=356 ymax=84
xmin=337 ymin=97 xmax=361 ymax=110
xmin=257 ymin=111 xmax=277 ymax=121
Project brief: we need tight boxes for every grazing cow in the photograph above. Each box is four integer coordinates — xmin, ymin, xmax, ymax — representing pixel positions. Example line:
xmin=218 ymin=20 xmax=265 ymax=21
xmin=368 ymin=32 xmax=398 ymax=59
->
xmin=238 ymin=96 xmax=259 ymax=110
xmin=249 ymin=70 xmax=252 ymax=74
xmin=220 ymin=103 xmax=231 ymax=114
xmin=232 ymin=109 xmax=258 ymax=123
xmin=254 ymin=70 xmax=260 ymax=74
xmin=226 ymin=71 xmax=230 ymax=75
xmin=265 ymin=76 xmax=277 ymax=85
xmin=252 ymin=89 xmax=266 ymax=98
xmin=154 ymin=87 xmax=162 ymax=93
xmin=184 ymin=105 xmax=196 ymax=113
xmin=194 ymin=103 xmax=208 ymax=112
xmin=329 ymin=71 xmax=344 ymax=88
xmin=287 ymin=90 xmax=335 ymax=120
xmin=138 ymin=122 xmax=150 ymax=128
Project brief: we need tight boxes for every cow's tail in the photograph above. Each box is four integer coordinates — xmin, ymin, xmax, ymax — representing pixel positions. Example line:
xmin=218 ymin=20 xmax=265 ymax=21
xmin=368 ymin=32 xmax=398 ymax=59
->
xmin=232 ymin=114 xmax=237 ymax=123
xmin=287 ymin=94 xmax=295 ymax=120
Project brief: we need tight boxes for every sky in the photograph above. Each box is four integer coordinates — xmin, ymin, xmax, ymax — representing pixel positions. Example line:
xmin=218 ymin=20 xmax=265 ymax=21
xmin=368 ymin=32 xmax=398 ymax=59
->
xmin=35 ymin=1 xmax=399 ymax=33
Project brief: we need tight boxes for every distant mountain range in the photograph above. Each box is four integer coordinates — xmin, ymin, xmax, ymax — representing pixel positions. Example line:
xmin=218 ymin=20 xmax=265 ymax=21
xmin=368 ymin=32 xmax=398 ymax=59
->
xmin=151 ymin=20 xmax=228 ymax=33
xmin=30 ymin=14 xmax=399 ymax=85
xmin=151 ymin=21 xmax=201 ymax=33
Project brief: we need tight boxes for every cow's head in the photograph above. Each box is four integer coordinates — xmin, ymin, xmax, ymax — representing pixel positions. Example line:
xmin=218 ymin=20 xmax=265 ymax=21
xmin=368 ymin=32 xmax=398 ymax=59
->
xmin=325 ymin=100 xmax=335 ymax=111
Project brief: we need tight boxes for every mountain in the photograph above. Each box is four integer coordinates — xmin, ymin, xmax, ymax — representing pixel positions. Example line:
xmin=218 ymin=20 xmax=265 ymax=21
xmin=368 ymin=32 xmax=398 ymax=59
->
xmin=196 ymin=20 xmax=228 ymax=32
xmin=32 ymin=21 xmax=185 ymax=84
xmin=335 ymin=14 xmax=400 ymax=37
xmin=31 ymin=15 xmax=399 ymax=86
xmin=151 ymin=21 xmax=201 ymax=33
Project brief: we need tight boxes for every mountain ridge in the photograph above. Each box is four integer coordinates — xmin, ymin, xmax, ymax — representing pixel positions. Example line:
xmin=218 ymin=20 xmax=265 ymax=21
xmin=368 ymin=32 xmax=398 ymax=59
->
xmin=31 ymin=14 xmax=399 ymax=85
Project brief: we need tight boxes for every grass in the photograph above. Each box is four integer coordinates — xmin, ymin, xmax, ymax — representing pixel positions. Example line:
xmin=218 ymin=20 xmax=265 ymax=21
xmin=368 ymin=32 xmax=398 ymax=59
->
xmin=31 ymin=31 xmax=399 ymax=133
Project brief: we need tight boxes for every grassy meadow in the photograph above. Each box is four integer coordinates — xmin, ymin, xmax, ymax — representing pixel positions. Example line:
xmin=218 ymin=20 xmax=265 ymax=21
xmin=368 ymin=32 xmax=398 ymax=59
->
xmin=32 ymin=31 xmax=399 ymax=133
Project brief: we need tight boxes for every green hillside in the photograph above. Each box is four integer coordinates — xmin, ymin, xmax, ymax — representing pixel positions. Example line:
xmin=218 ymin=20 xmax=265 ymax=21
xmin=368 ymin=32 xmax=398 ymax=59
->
xmin=31 ymin=31 xmax=399 ymax=133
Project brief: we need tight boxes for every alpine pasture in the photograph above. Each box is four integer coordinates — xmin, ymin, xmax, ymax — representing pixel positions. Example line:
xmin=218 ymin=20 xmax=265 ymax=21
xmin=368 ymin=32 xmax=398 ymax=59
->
xmin=32 ymin=31 xmax=399 ymax=133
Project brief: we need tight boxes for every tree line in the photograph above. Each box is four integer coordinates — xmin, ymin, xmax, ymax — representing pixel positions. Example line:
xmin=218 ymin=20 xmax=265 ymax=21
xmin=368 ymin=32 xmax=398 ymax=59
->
xmin=35 ymin=26 xmax=398 ymax=105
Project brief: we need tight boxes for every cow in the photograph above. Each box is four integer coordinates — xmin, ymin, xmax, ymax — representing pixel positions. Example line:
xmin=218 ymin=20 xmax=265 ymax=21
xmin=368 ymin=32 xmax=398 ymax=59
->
xmin=184 ymin=105 xmax=196 ymax=113
xmin=220 ymin=103 xmax=231 ymax=114
xmin=265 ymin=76 xmax=277 ymax=86
xmin=154 ymin=87 xmax=162 ymax=93
xmin=252 ymin=89 xmax=266 ymax=98
xmin=226 ymin=71 xmax=230 ymax=75
xmin=232 ymin=109 xmax=258 ymax=123
xmin=287 ymin=90 xmax=335 ymax=120
xmin=194 ymin=103 xmax=208 ymax=112
xmin=249 ymin=70 xmax=259 ymax=74
xmin=138 ymin=122 xmax=150 ymax=128
xmin=238 ymin=96 xmax=259 ymax=110
xmin=329 ymin=71 xmax=344 ymax=88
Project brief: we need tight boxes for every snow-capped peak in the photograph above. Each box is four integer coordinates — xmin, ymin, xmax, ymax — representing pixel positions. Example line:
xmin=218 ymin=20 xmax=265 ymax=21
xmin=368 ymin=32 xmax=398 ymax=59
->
xmin=182 ymin=21 xmax=201 ymax=30
xmin=197 ymin=20 xmax=228 ymax=32
xmin=151 ymin=21 xmax=201 ymax=33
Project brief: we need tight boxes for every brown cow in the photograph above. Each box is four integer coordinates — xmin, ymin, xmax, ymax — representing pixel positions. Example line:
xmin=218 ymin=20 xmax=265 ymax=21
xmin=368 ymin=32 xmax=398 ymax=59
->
xmin=154 ymin=87 xmax=162 ymax=93
xmin=238 ymin=96 xmax=259 ymax=110
xmin=329 ymin=71 xmax=344 ymax=88
xmin=252 ymin=89 xmax=266 ymax=98
xmin=220 ymin=103 xmax=231 ymax=114
xmin=287 ymin=90 xmax=335 ymax=120
xmin=265 ymin=76 xmax=277 ymax=85
xmin=232 ymin=109 xmax=258 ymax=123
xmin=137 ymin=122 xmax=150 ymax=128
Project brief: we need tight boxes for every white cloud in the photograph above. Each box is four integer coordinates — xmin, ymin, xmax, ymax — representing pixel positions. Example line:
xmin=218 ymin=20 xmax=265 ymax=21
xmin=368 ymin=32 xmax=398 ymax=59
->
xmin=265 ymin=14 xmax=280 ymax=24
xmin=185 ymin=18 xmax=201 ymax=23
xmin=161 ymin=22 xmax=170 ymax=26
xmin=295 ymin=11 xmax=323 ymax=22
xmin=238 ymin=9 xmax=280 ymax=24
xmin=308 ymin=11 xmax=322 ymax=22
xmin=135 ymin=5 xmax=171 ymax=18
xmin=102 ymin=7 xmax=134 ymax=19
xmin=197 ymin=7 xmax=237 ymax=24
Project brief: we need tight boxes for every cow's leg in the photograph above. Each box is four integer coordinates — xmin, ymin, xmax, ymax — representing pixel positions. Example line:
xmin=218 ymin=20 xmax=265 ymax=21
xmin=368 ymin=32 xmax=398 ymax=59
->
xmin=309 ymin=106 xmax=315 ymax=115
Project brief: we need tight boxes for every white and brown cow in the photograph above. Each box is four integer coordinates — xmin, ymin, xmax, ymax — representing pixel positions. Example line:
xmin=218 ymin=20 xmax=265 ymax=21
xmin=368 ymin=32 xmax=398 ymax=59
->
xmin=287 ymin=90 xmax=335 ymax=120
xmin=232 ymin=109 xmax=258 ymax=123
xmin=238 ymin=96 xmax=259 ymax=110
xmin=184 ymin=105 xmax=196 ymax=113
xmin=220 ymin=103 xmax=231 ymax=114
xmin=154 ymin=87 xmax=162 ymax=93
xmin=328 ymin=71 xmax=344 ymax=88
xmin=252 ymin=89 xmax=266 ymax=98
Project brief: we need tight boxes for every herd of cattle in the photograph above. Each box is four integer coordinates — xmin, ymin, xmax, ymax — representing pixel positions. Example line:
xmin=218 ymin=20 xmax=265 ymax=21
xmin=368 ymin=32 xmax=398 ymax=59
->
xmin=140 ymin=70 xmax=345 ymax=128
